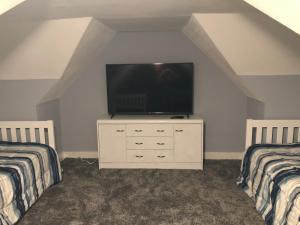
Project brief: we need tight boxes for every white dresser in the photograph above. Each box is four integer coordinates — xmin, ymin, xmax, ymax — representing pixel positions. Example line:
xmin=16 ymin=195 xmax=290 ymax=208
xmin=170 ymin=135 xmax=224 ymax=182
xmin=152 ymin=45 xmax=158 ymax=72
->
xmin=97 ymin=115 xmax=203 ymax=170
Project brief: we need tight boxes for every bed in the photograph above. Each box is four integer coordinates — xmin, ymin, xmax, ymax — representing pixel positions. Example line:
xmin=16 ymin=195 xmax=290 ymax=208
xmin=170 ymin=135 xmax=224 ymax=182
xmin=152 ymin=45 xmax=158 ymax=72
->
xmin=0 ymin=121 xmax=62 ymax=225
xmin=237 ymin=119 xmax=300 ymax=225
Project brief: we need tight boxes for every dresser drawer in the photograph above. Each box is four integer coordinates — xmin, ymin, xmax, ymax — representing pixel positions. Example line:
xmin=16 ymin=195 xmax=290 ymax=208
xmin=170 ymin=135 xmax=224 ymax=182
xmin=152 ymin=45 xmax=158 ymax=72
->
xmin=151 ymin=150 xmax=173 ymax=162
xmin=127 ymin=150 xmax=152 ymax=162
xmin=126 ymin=137 xmax=173 ymax=149
xmin=127 ymin=150 xmax=174 ymax=163
xmin=126 ymin=124 xmax=173 ymax=136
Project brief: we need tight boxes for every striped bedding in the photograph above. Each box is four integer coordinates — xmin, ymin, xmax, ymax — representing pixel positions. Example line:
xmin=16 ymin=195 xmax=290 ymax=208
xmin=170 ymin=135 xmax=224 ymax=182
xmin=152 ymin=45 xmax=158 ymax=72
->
xmin=237 ymin=143 xmax=300 ymax=225
xmin=0 ymin=141 xmax=62 ymax=225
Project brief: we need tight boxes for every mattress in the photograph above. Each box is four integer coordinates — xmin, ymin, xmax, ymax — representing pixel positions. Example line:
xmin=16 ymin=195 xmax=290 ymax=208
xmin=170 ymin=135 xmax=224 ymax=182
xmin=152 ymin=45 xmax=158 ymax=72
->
xmin=237 ymin=143 xmax=300 ymax=225
xmin=0 ymin=142 xmax=62 ymax=225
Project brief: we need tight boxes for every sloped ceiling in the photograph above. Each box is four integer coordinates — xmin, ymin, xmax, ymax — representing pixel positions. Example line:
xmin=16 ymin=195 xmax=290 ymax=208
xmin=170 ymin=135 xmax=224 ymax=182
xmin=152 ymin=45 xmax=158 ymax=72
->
xmin=243 ymin=0 xmax=300 ymax=35
xmin=40 ymin=18 xmax=116 ymax=102
xmin=0 ymin=0 xmax=254 ymax=22
xmin=193 ymin=13 xmax=300 ymax=76
xmin=0 ymin=17 xmax=91 ymax=80
xmin=0 ymin=0 xmax=26 ymax=15
xmin=182 ymin=14 xmax=256 ymax=98
xmin=3 ymin=0 xmax=298 ymax=77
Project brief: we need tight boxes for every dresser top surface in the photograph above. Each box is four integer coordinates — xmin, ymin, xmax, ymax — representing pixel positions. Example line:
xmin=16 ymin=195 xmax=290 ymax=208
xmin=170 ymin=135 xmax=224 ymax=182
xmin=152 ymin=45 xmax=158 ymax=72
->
xmin=97 ymin=114 xmax=203 ymax=124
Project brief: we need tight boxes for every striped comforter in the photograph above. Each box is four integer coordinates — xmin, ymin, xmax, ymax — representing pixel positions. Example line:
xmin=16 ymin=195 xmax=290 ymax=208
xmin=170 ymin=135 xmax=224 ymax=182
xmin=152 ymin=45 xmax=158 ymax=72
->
xmin=0 ymin=142 xmax=62 ymax=225
xmin=237 ymin=143 xmax=300 ymax=225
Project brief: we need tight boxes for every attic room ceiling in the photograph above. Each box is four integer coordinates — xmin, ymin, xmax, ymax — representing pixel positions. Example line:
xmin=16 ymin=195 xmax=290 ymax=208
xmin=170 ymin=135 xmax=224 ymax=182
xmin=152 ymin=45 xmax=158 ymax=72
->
xmin=0 ymin=0 xmax=299 ymax=87
xmin=0 ymin=0 xmax=256 ymax=30
xmin=190 ymin=13 xmax=300 ymax=76
xmin=243 ymin=0 xmax=300 ymax=35
xmin=0 ymin=0 xmax=26 ymax=15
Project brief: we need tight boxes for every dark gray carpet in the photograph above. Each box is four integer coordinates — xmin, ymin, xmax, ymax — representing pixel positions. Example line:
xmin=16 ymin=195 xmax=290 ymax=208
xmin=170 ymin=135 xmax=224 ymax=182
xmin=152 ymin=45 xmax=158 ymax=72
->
xmin=18 ymin=159 xmax=265 ymax=225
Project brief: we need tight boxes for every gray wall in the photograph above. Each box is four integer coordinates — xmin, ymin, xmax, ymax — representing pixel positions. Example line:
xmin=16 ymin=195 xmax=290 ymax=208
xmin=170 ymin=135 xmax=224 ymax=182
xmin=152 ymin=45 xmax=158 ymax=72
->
xmin=37 ymin=99 xmax=62 ymax=153
xmin=59 ymin=32 xmax=249 ymax=153
xmin=0 ymin=79 xmax=57 ymax=120
xmin=1 ymin=34 xmax=299 ymax=155
xmin=242 ymin=75 xmax=300 ymax=119
xmin=246 ymin=97 xmax=264 ymax=119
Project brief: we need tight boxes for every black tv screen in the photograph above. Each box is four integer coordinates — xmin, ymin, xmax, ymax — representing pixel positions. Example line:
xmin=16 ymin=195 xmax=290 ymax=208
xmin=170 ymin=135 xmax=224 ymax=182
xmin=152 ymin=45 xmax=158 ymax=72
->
xmin=106 ymin=63 xmax=194 ymax=115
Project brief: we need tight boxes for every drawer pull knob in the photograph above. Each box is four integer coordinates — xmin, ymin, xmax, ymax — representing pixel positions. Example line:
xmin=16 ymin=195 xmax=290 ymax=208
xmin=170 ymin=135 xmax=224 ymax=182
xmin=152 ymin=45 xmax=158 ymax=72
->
xmin=116 ymin=129 xmax=124 ymax=132
xmin=135 ymin=155 xmax=144 ymax=158
xmin=156 ymin=130 xmax=165 ymax=132
xmin=157 ymin=155 xmax=166 ymax=158
xmin=135 ymin=142 xmax=143 ymax=145
xmin=156 ymin=142 xmax=165 ymax=145
xmin=175 ymin=129 xmax=183 ymax=132
xmin=134 ymin=130 xmax=143 ymax=132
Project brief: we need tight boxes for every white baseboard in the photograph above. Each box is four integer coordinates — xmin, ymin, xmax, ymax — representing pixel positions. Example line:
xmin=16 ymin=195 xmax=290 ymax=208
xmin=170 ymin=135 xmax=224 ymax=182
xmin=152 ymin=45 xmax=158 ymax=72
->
xmin=61 ymin=151 xmax=243 ymax=160
xmin=205 ymin=152 xmax=243 ymax=160
xmin=61 ymin=151 xmax=98 ymax=160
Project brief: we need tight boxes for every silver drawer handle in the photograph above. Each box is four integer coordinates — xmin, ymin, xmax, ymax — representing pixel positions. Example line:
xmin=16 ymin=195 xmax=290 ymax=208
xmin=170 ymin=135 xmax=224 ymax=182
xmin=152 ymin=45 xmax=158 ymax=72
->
xmin=135 ymin=155 xmax=144 ymax=158
xmin=156 ymin=130 xmax=165 ymax=132
xmin=157 ymin=155 xmax=166 ymax=158
xmin=134 ymin=129 xmax=143 ymax=132
xmin=135 ymin=142 xmax=143 ymax=145
xmin=116 ymin=129 xmax=124 ymax=132
xmin=156 ymin=142 xmax=165 ymax=145
xmin=175 ymin=129 xmax=183 ymax=132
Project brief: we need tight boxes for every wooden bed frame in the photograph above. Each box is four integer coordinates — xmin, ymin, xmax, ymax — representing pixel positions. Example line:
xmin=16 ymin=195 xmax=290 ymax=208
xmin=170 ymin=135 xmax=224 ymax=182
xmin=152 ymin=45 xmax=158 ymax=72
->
xmin=0 ymin=121 xmax=55 ymax=149
xmin=245 ymin=119 xmax=300 ymax=150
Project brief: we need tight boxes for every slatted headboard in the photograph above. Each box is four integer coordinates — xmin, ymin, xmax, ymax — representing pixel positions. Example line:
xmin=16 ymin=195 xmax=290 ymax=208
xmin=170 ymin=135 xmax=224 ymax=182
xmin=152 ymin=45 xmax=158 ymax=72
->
xmin=245 ymin=119 xmax=300 ymax=150
xmin=0 ymin=121 xmax=55 ymax=149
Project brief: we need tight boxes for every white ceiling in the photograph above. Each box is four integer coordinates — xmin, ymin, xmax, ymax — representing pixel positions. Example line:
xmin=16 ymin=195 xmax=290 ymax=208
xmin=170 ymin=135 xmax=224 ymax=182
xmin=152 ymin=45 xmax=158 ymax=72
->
xmin=1 ymin=0 xmax=255 ymax=30
xmin=243 ymin=0 xmax=300 ymax=35
xmin=0 ymin=0 xmax=26 ymax=15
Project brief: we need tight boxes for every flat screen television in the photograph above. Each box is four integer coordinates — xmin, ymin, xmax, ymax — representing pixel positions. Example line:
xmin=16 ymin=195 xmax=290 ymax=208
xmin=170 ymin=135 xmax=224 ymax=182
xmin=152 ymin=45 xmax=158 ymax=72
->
xmin=106 ymin=63 xmax=194 ymax=115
